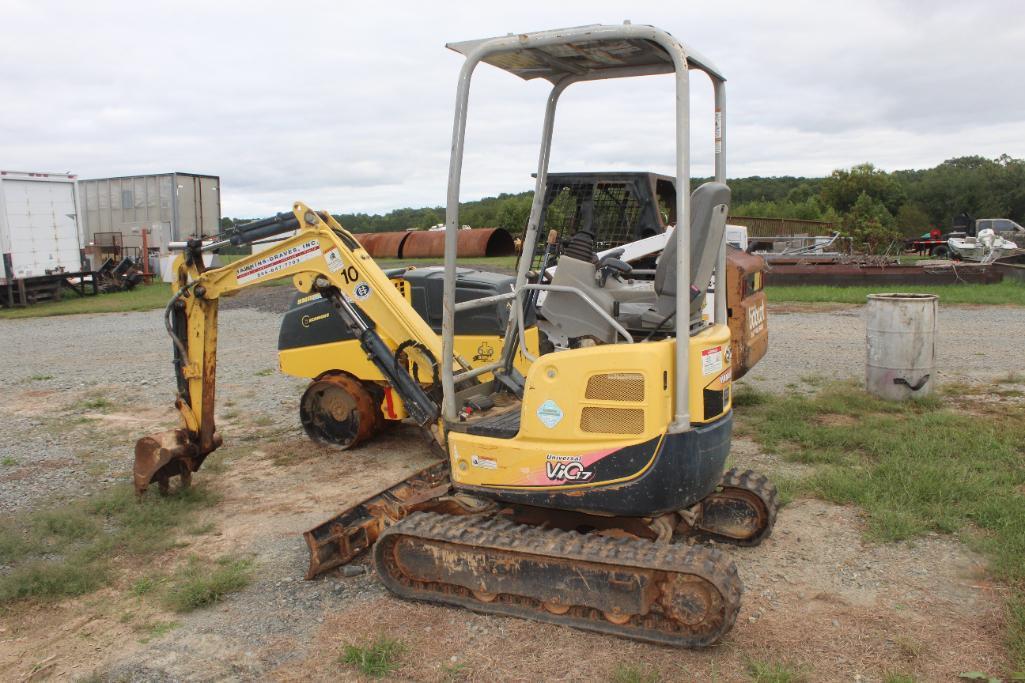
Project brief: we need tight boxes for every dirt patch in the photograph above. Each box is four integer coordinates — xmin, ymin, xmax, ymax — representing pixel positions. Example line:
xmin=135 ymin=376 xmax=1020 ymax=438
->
xmin=9 ymin=437 xmax=994 ymax=683
xmin=1 ymin=306 xmax=1018 ymax=681
xmin=269 ymin=498 xmax=1005 ymax=683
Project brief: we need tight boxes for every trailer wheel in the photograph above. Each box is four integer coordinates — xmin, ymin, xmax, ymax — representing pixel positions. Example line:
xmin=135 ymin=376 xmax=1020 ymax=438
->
xmin=300 ymin=374 xmax=378 ymax=449
xmin=930 ymin=245 xmax=950 ymax=258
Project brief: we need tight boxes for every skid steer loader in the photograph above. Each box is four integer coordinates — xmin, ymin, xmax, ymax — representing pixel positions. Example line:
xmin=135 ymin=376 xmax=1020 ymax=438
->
xmin=134 ymin=23 xmax=777 ymax=648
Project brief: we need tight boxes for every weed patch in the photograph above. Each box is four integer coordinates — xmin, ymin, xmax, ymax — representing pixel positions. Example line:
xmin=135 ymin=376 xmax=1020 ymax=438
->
xmin=611 ymin=663 xmax=660 ymax=683
xmin=77 ymin=396 xmax=114 ymax=411
xmin=137 ymin=620 xmax=179 ymax=643
xmin=741 ymin=382 xmax=1025 ymax=671
xmin=746 ymin=658 xmax=806 ymax=683
xmin=163 ymin=556 xmax=253 ymax=612
xmin=0 ymin=484 xmax=218 ymax=606
xmin=340 ymin=636 xmax=405 ymax=678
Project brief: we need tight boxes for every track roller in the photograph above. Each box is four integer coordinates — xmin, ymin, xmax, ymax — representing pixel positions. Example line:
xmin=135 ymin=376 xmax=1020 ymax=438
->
xmin=300 ymin=373 xmax=381 ymax=449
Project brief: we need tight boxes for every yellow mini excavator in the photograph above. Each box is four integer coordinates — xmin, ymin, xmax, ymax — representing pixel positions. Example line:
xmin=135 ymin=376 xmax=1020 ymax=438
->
xmin=134 ymin=24 xmax=778 ymax=647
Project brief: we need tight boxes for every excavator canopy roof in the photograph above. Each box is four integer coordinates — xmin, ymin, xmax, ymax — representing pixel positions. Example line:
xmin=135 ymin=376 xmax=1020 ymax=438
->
xmin=446 ymin=24 xmax=724 ymax=84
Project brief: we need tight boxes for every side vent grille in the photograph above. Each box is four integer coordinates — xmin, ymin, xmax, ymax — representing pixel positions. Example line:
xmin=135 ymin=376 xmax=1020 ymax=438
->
xmin=585 ymin=373 xmax=644 ymax=402
xmin=392 ymin=279 xmax=410 ymax=302
xmin=580 ymin=407 xmax=644 ymax=434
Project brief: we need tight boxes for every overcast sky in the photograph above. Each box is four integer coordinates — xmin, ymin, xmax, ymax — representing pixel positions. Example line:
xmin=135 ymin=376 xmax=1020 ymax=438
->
xmin=2 ymin=1 xmax=1023 ymax=217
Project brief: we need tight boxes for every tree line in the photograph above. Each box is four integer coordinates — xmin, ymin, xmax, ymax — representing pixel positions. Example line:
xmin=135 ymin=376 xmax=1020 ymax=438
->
xmin=222 ymin=155 xmax=1025 ymax=253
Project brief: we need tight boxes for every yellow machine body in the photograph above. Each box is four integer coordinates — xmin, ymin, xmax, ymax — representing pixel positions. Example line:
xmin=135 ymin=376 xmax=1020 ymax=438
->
xmin=449 ymin=324 xmax=731 ymax=491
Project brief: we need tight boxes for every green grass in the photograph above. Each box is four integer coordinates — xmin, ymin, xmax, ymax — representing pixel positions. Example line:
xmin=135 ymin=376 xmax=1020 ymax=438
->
xmin=0 ymin=484 xmax=218 ymax=605
xmin=611 ymin=663 xmax=660 ymax=683
xmin=1010 ymin=592 xmax=1025 ymax=673
xmin=130 ymin=576 xmax=159 ymax=597
xmin=766 ymin=281 xmax=1025 ymax=306
xmin=340 ymin=636 xmax=406 ymax=678
xmin=1 ymin=456 xmax=16 ymax=466
xmin=739 ymin=382 xmax=1025 ymax=669
xmin=76 ymin=396 xmax=114 ymax=411
xmin=746 ymin=659 xmax=805 ymax=682
xmin=163 ymin=555 xmax=254 ymax=612
xmin=0 ymin=284 xmax=172 ymax=319
xmin=138 ymin=620 xmax=180 ymax=643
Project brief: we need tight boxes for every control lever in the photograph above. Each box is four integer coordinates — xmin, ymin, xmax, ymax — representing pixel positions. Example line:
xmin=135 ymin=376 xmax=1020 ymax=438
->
xmin=597 ymin=250 xmax=632 ymax=287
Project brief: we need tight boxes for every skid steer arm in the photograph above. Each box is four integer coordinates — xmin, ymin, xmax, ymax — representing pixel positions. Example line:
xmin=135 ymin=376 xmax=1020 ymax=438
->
xmin=134 ymin=202 xmax=445 ymax=495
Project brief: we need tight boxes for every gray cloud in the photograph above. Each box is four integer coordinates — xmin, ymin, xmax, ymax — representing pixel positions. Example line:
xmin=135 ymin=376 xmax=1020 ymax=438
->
xmin=1 ymin=0 xmax=1023 ymax=217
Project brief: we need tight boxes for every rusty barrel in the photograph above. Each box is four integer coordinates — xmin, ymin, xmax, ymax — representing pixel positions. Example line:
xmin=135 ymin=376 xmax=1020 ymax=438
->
xmin=865 ymin=293 xmax=937 ymax=400
xmin=355 ymin=228 xmax=515 ymax=259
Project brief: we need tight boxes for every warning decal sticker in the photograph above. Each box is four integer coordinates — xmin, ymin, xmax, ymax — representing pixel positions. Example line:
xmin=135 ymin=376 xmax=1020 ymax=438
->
xmin=236 ymin=239 xmax=320 ymax=285
xmin=701 ymin=345 xmax=723 ymax=376
xmin=323 ymin=247 xmax=346 ymax=273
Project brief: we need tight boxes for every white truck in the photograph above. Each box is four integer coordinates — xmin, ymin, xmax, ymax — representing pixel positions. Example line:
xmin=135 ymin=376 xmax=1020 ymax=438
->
xmin=0 ymin=170 xmax=89 ymax=306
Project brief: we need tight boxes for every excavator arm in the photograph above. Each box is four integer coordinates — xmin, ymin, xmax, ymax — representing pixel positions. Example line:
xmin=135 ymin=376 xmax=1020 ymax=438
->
xmin=133 ymin=202 xmax=449 ymax=495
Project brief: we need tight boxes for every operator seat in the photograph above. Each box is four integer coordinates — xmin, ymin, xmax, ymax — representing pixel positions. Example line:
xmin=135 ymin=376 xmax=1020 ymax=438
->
xmin=539 ymin=182 xmax=731 ymax=344
xmin=647 ymin=181 xmax=731 ymax=323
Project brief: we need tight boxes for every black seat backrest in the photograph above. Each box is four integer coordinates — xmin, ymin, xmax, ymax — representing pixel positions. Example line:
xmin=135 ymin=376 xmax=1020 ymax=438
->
xmin=653 ymin=182 xmax=731 ymax=317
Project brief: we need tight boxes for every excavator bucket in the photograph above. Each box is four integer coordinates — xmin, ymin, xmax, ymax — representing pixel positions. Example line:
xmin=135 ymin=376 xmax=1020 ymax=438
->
xmin=133 ymin=428 xmax=198 ymax=495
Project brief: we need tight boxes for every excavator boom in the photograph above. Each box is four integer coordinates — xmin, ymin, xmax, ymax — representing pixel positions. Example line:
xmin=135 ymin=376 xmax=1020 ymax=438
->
xmin=134 ymin=203 xmax=449 ymax=494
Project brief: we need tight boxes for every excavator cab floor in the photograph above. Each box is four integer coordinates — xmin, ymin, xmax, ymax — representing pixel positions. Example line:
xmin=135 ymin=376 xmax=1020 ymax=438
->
xmin=465 ymin=406 xmax=521 ymax=438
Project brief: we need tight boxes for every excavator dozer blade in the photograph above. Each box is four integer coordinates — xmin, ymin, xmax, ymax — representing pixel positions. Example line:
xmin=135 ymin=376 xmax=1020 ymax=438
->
xmin=134 ymin=428 xmax=208 ymax=496
xmin=303 ymin=460 xmax=461 ymax=579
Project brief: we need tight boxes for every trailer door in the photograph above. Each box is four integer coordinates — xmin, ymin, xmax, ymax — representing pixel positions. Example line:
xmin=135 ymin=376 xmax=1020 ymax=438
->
xmin=2 ymin=180 xmax=80 ymax=278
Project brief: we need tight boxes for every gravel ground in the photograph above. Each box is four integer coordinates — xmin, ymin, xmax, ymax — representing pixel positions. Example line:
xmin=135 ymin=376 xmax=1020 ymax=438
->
xmin=0 ymin=297 xmax=308 ymax=514
xmin=1 ymin=297 xmax=1020 ymax=513
xmin=744 ymin=303 xmax=1024 ymax=393
xmin=0 ymin=295 xmax=1020 ymax=680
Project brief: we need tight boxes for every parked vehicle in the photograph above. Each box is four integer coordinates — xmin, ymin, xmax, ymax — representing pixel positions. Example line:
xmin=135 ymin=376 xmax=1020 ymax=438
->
xmin=947 ymin=228 xmax=1019 ymax=263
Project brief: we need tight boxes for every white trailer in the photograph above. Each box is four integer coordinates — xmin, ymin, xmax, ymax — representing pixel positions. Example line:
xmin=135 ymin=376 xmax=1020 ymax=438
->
xmin=0 ymin=170 xmax=93 ymax=306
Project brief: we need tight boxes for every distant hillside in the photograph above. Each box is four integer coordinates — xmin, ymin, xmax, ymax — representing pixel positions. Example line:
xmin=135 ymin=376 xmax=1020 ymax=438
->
xmin=222 ymin=156 xmax=1025 ymax=253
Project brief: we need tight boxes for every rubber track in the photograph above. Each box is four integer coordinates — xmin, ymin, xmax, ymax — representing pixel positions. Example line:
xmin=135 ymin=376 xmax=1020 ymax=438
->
xmin=375 ymin=511 xmax=743 ymax=647
xmin=700 ymin=467 xmax=779 ymax=547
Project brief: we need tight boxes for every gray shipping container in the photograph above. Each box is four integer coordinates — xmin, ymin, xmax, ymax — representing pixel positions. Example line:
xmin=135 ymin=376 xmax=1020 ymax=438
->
xmin=78 ymin=172 xmax=220 ymax=252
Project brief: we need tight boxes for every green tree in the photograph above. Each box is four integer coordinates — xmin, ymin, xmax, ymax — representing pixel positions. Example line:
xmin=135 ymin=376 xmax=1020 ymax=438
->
xmin=841 ymin=192 xmax=902 ymax=253
xmin=894 ymin=202 xmax=932 ymax=237
xmin=821 ymin=163 xmax=906 ymax=215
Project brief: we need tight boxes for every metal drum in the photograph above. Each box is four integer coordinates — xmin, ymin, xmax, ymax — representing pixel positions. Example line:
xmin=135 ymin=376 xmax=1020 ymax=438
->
xmin=865 ymin=293 xmax=937 ymax=400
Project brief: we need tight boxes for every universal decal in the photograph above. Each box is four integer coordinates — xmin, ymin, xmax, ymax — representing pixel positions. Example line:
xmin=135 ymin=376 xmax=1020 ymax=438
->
xmin=498 ymin=436 xmax=661 ymax=488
